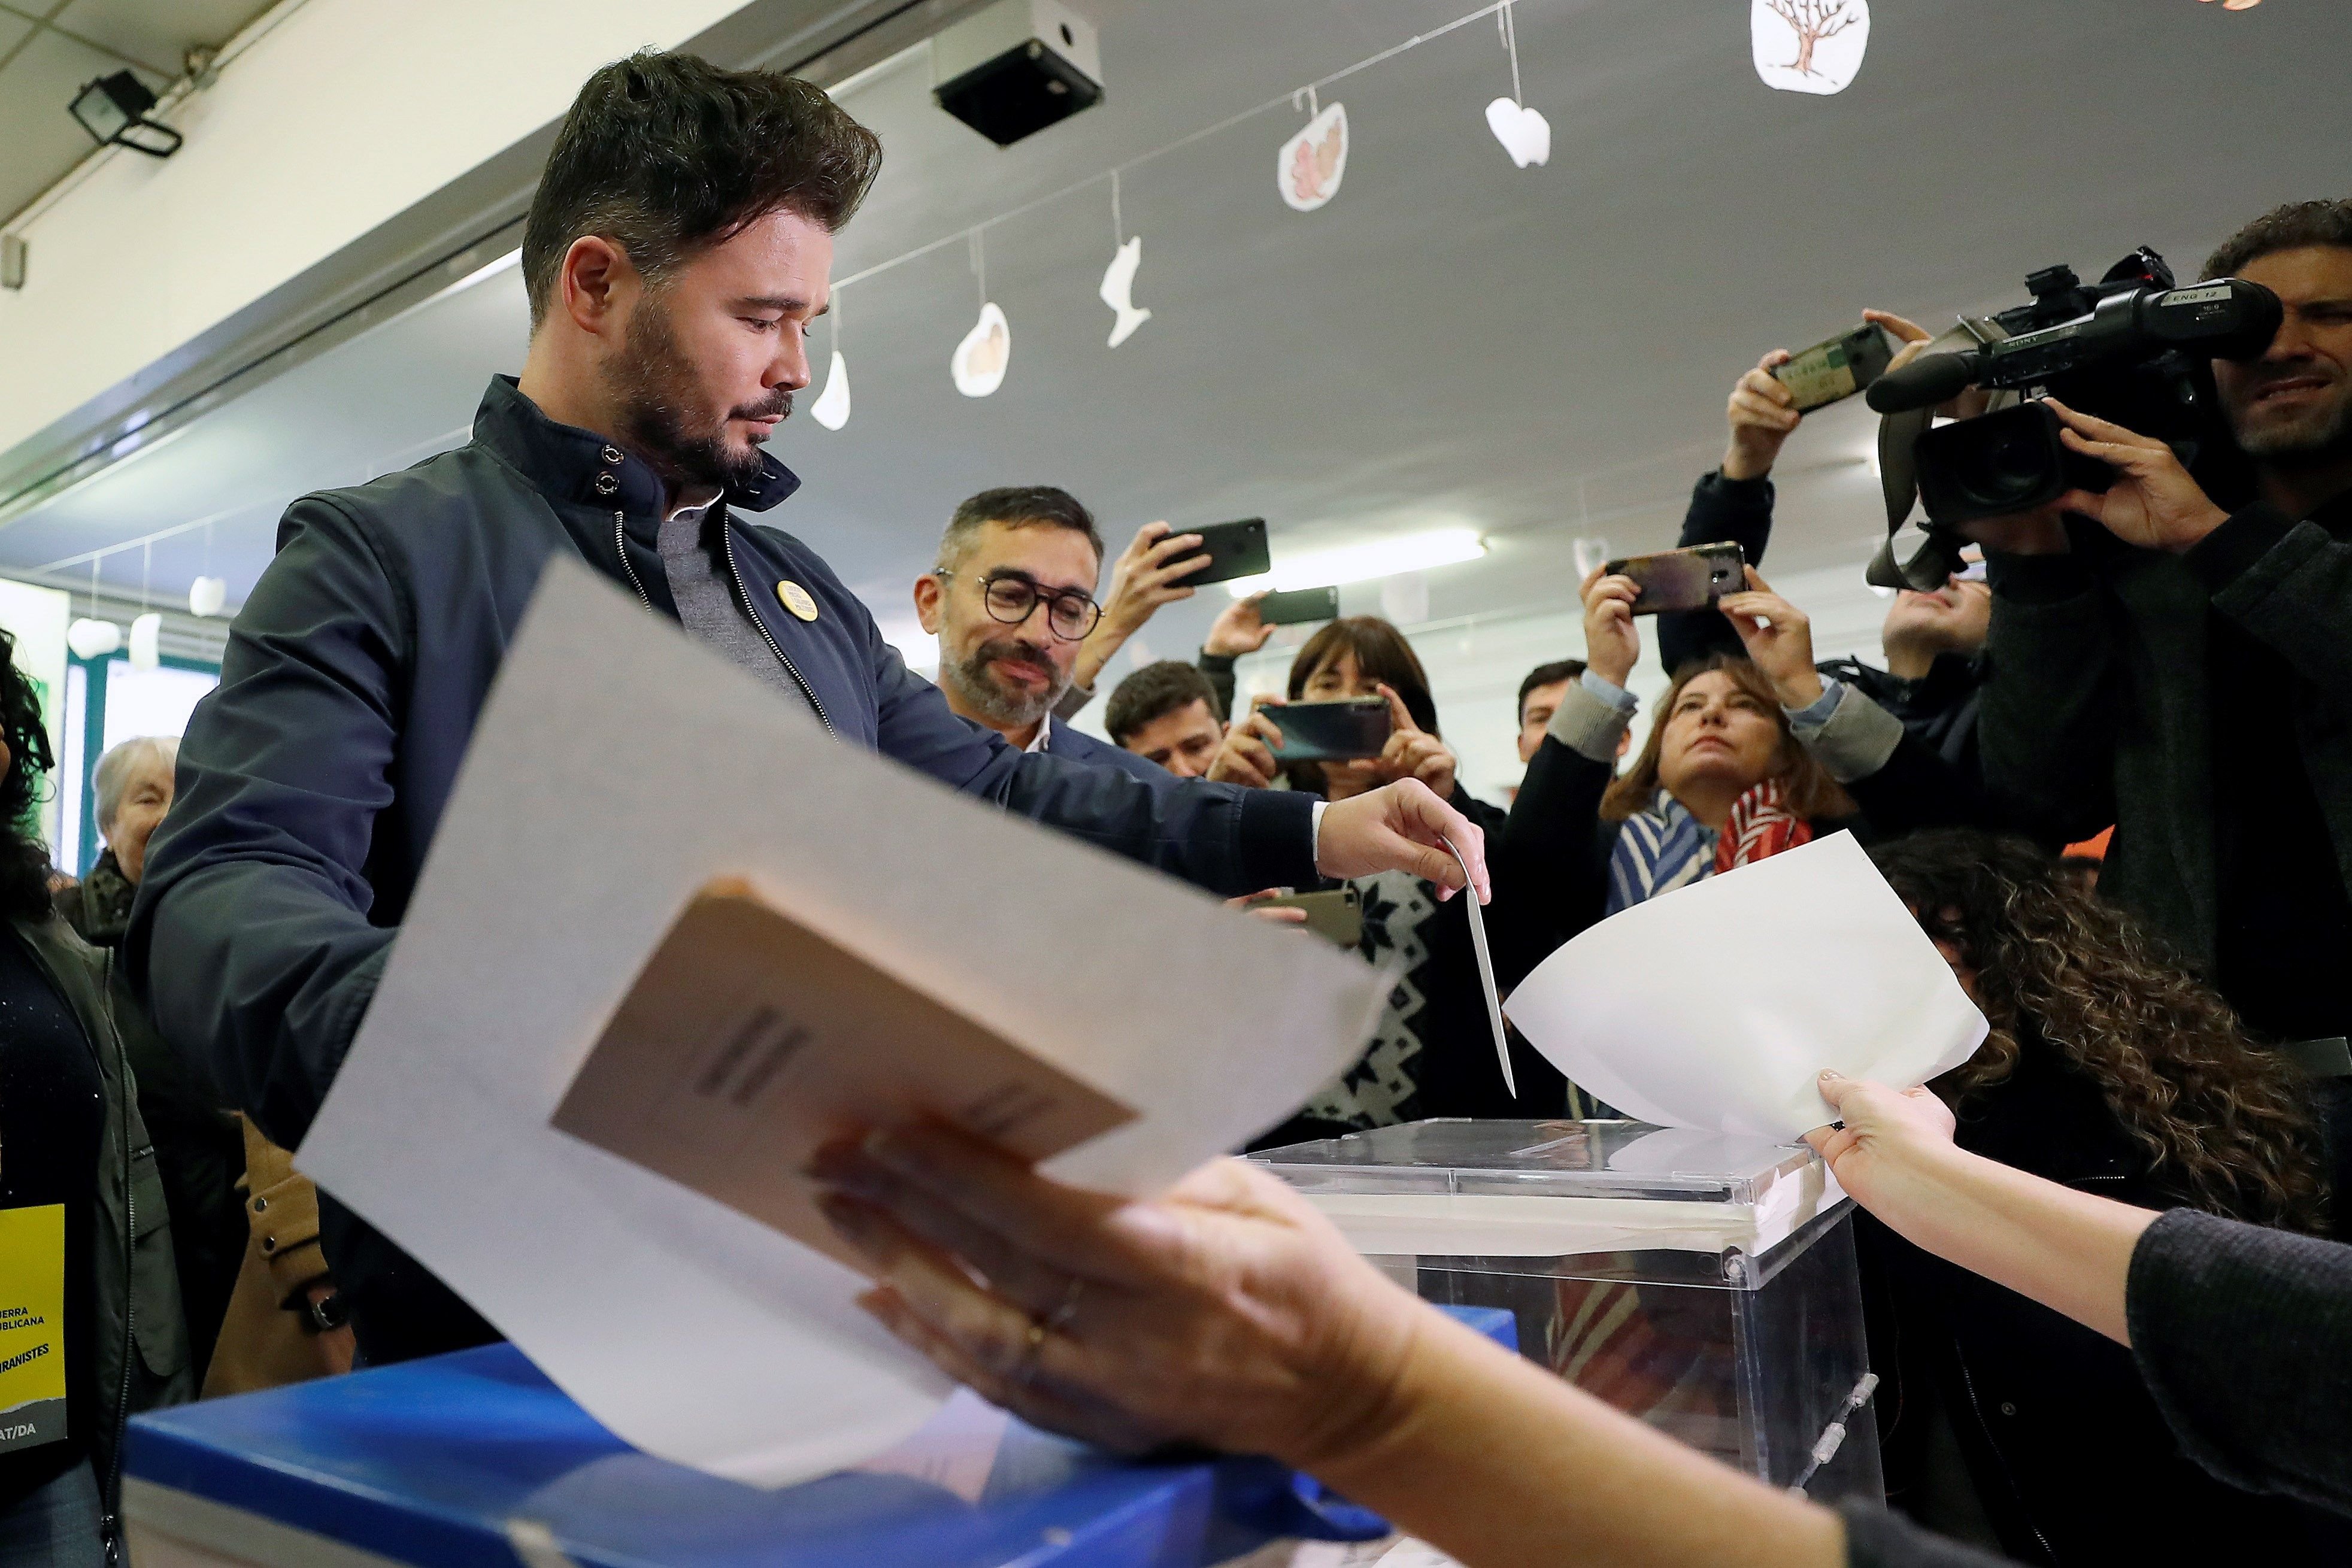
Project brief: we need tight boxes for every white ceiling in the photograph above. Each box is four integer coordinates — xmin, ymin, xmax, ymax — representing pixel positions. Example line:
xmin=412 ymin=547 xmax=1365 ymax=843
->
xmin=0 ymin=0 xmax=280 ymax=226
xmin=2 ymin=0 xmax=2344 ymax=648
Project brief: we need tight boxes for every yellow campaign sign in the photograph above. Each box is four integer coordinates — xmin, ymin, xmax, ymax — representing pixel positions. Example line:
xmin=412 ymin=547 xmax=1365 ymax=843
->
xmin=0 ymin=1203 xmax=68 ymax=1455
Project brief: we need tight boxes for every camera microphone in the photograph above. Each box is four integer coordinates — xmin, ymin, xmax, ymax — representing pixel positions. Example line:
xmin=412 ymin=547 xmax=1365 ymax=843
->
xmin=1865 ymin=351 xmax=1985 ymax=414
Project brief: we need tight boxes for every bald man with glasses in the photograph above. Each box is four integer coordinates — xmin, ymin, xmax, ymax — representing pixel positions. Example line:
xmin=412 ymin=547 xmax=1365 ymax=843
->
xmin=913 ymin=486 xmax=1172 ymax=780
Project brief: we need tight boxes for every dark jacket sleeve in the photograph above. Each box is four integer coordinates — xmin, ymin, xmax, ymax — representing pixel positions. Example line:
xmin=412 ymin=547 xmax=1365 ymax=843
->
xmin=126 ymin=498 xmax=405 ymax=1150
xmin=1197 ymin=651 xmax=1239 ymax=720
xmin=2127 ymin=1208 xmax=2352 ymax=1515
xmin=1977 ymin=546 xmax=2121 ymax=844
xmin=864 ymin=621 xmax=1319 ymax=896
xmin=2183 ymin=501 xmax=2352 ymax=691
xmin=1499 ymin=734 xmax=1618 ymax=956
xmin=1657 ymin=471 xmax=1775 ymax=677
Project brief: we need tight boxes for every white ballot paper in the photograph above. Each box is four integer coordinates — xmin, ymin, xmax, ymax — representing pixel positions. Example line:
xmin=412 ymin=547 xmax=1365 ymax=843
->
xmin=297 ymin=557 xmax=1386 ymax=1487
xmin=1504 ymin=832 xmax=1986 ymax=1139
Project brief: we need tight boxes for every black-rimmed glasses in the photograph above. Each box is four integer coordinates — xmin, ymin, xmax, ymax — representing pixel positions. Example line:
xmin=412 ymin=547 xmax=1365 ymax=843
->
xmin=936 ymin=571 xmax=1102 ymax=642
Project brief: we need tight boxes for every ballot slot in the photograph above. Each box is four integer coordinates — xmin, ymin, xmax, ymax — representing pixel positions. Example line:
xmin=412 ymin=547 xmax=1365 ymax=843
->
xmin=553 ymin=878 xmax=1138 ymax=1272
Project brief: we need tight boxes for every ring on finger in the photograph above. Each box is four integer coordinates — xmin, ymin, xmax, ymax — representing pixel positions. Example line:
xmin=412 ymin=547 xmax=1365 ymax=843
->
xmin=1014 ymin=1276 xmax=1087 ymax=1385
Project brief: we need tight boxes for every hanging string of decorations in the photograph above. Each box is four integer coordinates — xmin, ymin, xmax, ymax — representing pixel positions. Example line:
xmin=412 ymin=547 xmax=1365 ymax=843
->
xmin=816 ymin=0 xmax=1869 ymax=426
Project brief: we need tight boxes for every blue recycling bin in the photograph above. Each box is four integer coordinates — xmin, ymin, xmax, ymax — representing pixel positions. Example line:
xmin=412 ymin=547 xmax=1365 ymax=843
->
xmin=123 ymin=1308 xmax=1516 ymax=1567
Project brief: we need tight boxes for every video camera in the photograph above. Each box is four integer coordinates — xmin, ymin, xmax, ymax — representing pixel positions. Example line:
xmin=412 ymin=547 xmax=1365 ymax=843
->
xmin=1865 ymin=248 xmax=2282 ymax=591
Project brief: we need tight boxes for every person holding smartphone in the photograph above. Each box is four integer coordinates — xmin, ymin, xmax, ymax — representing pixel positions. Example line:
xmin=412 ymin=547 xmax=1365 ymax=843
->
xmin=1205 ymin=618 xmax=1566 ymax=1142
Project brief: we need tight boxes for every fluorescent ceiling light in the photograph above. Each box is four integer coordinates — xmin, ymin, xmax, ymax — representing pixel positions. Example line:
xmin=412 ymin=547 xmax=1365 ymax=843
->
xmin=1227 ymin=527 xmax=1486 ymax=596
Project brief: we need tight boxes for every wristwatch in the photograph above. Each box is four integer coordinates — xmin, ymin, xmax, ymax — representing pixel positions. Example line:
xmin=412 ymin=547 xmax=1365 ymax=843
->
xmin=302 ymin=1290 xmax=350 ymax=1335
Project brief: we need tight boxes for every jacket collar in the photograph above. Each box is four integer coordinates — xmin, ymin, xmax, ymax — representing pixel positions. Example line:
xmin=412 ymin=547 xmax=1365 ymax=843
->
xmin=470 ymin=376 xmax=802 ymax=517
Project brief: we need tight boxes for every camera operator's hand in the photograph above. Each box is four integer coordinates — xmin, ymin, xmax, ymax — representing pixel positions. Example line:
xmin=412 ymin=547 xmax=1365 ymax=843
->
xmin=1072 ymin=523 xmax=1211 ymax=692
xmin=1204 ymin=592 xmax=1278 ymax=659
xmin=1207 ymin=697 xmax=1285 ymax=790
xmin=1579 ymin=566 xmax=1641 ymax=689
xmin=2047 ymin=399 xmax=2232 ymax=554
xmin=1716 ymin=568 xmax=1825 ymax=708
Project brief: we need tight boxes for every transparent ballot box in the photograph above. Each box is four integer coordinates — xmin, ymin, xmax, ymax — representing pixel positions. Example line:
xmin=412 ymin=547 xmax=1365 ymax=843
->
xmin=1254 ymin=1119 xmax=1883 ymax=1503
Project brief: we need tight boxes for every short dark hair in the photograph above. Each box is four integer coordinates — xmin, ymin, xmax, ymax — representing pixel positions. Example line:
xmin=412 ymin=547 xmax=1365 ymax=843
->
xmin=938 ymin=486 xmax=1105 ymax=572
xmin=1107 ymin=662 xmax=1222 ymax=744
xmin=523 ymin=51 xmax=883 ymax=329
xmin=2205 ymin=199 xmax=2352 ymax=280
xmin=1517 ymin=659 xmax=1587 ymax=723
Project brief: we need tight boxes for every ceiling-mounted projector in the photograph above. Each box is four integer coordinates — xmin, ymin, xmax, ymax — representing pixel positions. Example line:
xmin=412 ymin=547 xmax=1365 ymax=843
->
xmin=933 ymin=0 xmax=1102 ymax=147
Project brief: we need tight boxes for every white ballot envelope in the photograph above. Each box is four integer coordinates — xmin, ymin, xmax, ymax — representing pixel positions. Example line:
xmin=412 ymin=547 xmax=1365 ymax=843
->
xmin=1504 ymin=832 xmax=1986 ymax=1139
xmin=297 ymin=557 xmax=1387 ymax=1487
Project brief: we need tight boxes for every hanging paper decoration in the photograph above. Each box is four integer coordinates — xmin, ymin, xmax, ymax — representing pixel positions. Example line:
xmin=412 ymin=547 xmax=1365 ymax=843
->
xmin=1751 ymin=0 xmax=1869 ymax=95
xmin=1277 ymin=101 xmax=1348 ymax=213
xmin=128 ymin=612 xmax=162 ymax=672
xmin=1484 ymin=4 xmax=1549 ymax=168
xmin=951 ymin=302 xmax=1011 ymax=398
xmin=1484 ymin=98 xmax=1550 ymax=167
xmin=66 ymin=618 xmax=122 ymax=660
xmin=811 ymin=351 xmax=851 ymax=429
xmin=1098 ymin=235 xmax=1153 ymax=348
xmin=188 ymin=575 xmax=227 ymax=617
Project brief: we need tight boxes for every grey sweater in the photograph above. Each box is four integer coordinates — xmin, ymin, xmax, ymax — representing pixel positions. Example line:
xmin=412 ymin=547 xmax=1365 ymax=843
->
xmin=1844 ymin=1207 xmax=2352 ymax=1566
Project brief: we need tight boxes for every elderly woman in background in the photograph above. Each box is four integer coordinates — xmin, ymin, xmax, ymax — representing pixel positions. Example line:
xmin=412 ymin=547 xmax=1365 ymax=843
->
xmin=54 ymin=738 xmax=245 ymax=1389
xmin=55 ymin=737 xmax=352 ymax=1398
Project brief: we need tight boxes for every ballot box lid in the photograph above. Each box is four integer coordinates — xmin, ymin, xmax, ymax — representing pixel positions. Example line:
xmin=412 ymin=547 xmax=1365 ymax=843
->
xmin=1252 ymin=1120 xmax=1850 ymax=1287
xmin=122 ymin=1321 xmax=1504 ymax=1567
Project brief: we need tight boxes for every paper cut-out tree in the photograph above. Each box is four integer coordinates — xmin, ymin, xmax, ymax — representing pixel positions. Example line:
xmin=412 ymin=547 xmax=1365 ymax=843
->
xmin=1763 ymin=0 xmax=1860 ymax=77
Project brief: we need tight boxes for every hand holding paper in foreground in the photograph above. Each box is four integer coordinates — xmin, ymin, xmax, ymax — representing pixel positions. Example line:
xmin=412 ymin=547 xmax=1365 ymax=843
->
xmin=1315 ymin=777 xmax=1490 ymax=901
xmin=818 ymin=1122 xmax=1848 ymax=1568
xmin=811 ymin=1123 xmax=1416 ymax=1465
xmin=1807 ymin=1072 xmax=2153 ymax=1346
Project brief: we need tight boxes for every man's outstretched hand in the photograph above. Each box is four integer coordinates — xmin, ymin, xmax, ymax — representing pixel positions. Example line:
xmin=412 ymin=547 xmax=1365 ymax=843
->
xmin=1314 ymin=778 xmax=1489 ymax=902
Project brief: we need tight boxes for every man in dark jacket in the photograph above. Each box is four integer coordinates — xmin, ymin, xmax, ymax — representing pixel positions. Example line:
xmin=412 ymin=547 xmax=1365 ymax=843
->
xmin=127 ymin=51 xmax=1483 ymax=1366
xmin=913 ymin=486 xmax=1165 ymax=781
xmin=1972 ymin=201 xmax=2352 ymax=1067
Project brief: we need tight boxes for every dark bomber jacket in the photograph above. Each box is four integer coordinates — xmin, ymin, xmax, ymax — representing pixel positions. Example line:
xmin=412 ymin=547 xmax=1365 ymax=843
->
xmin=127 ymin=376 xmax=1318 ymax=1362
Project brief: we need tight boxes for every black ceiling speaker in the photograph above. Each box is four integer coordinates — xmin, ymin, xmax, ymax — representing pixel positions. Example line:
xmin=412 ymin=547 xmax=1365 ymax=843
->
xmin=933 ymin=1 xmax=1103 ymax=147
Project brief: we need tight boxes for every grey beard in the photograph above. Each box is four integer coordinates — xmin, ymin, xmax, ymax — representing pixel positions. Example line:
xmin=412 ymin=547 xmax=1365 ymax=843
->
xmin=2233 ymin=392 xmax=2352 ymax=462
xmin=942 ymin=646 xmax=1064 ymax=732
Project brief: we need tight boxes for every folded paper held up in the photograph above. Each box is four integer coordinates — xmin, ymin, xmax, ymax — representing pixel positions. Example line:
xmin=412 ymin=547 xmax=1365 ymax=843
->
xmin=297 ymin=557 xmax=1387 ymax=1488
xmin=1504 ymin=833 xmax=1986 ymax=1140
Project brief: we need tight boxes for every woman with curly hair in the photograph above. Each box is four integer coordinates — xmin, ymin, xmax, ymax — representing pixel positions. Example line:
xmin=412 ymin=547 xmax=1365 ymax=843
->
xmin=0 ymin=632 xmax=191 ymax=1565
xmin=1859 ymin=828 xmax=2334 ymax=1567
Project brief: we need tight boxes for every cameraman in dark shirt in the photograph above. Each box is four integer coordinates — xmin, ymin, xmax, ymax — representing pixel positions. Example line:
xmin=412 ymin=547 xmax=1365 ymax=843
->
xmin=1974 ymin=201 xmax=2352 ymax=1164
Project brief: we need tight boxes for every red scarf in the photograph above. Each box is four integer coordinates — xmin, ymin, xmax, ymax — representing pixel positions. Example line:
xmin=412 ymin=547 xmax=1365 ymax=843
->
xmin=1713 ymin=777 xmax=1814 ymax=875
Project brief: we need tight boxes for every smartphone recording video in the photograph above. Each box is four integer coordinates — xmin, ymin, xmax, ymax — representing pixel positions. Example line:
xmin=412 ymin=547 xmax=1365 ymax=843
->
xmin=1602 ymin=543 xmax=1745 ymax=616
xmin=1264 ymin=697 xmax=1392 ymax=763
xmin=1773 ymin=322 xmax=1897 ymax=414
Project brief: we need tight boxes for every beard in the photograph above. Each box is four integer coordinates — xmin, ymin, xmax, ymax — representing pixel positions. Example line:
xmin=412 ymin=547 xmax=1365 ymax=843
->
xmin=2227 ymin=376 xmax=2352 ymax=463
xmin=607 ymin=294 xmax=790 ymax=493
xmin=942 ymin=634 xmax=1068 ymax=731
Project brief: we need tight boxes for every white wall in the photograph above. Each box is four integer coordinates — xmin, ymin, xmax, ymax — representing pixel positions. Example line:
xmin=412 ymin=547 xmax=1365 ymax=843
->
xmin=0 ymin=0 xmax=758 ymax=458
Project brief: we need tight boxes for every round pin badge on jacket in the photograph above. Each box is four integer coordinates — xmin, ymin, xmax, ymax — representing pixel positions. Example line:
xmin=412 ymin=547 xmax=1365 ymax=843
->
xmin=776 ymin=580 xmax=819 ymax=622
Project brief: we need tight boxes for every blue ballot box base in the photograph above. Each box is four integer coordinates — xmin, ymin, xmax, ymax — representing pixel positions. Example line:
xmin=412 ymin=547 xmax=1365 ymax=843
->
xmin=125 ymin=1309 xmax=1517 ymax=1568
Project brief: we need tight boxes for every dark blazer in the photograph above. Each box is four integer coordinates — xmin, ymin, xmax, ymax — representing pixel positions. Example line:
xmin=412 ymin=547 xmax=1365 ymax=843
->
xmin=1038 ymin=715 xmax=1171 ymax=784
xmin=127 ymin=377 xmax=1318 ymax=1363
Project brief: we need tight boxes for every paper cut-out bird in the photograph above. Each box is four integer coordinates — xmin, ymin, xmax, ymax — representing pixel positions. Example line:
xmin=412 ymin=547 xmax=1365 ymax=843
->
xmin=1098 ymin=235 xmax=1153 ymax=348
